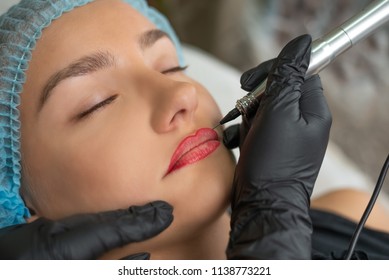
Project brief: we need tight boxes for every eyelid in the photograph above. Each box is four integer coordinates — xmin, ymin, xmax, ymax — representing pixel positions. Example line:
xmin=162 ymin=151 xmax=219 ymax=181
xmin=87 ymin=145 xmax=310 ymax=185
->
xmin=70 ymin=65 xmax=188 ymax=122
xmin=161 ymin=65 xmax=188 ymax=74
xmin=74 ymin=94 xmax=118 ymax=121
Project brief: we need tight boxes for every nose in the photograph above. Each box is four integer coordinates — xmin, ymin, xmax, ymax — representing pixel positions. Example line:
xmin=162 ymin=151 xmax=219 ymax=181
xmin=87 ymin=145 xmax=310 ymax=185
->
xmin=151 ymin=78 xmax=198 ymax=133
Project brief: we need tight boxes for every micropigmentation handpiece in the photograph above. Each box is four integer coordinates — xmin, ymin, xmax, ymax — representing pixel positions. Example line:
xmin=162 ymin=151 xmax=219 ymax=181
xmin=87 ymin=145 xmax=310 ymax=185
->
xmin=215 ymin=0 xmax=389 ymax=128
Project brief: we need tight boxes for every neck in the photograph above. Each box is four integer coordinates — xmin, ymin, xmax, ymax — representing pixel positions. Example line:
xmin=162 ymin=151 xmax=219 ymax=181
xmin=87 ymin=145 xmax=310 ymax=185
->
xmin=150 ymin=212 xmax=230 ymax=260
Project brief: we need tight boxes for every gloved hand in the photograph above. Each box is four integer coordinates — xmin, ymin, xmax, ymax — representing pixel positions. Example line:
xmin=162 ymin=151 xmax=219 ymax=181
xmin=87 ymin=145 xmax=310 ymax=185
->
xmin=225 ymin=34 xmax=332 ymax=259
xmin=0 ymin=201 xmax=173 ymax=260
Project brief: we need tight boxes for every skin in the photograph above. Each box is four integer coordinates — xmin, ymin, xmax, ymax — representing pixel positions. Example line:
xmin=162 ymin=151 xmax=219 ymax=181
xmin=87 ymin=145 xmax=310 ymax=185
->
xmin=20 ymin=0 xmax=235 ymax=259
xmin=311 ymin=189 xmax=389 ymax=233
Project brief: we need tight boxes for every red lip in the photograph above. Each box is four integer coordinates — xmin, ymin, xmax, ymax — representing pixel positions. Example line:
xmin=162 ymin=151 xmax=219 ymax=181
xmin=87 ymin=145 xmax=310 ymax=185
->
xmin=166 ymin=128 xmax=220 ymax=175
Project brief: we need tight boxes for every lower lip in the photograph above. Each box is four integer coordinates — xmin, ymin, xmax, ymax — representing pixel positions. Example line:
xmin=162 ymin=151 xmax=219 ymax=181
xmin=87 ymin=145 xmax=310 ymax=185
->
xmin=167 ymin=140 xmax=220 ymax=175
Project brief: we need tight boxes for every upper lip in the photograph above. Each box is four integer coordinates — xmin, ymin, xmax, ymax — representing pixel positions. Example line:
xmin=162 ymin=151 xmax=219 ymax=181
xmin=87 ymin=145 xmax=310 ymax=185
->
xmin=166 ymin=128 xmax=219 ymax=174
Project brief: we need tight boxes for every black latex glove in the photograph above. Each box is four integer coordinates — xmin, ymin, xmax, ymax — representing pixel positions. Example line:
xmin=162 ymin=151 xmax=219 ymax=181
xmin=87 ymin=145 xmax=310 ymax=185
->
xmin=226 ymin=34 xmax=332 ymax=259
xmin=0 ymin=201 xmax=173 ymax=259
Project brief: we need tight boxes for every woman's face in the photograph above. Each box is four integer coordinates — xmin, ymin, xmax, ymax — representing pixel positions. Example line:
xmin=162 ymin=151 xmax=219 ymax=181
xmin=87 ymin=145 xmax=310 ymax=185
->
xmin=20 ymin=0 xmax=235 ymax=254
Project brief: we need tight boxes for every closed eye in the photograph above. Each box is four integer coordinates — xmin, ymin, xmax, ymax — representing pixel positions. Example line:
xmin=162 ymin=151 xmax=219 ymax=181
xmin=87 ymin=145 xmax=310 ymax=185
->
xmin=75 ymin=94 xmax=118 ymax=121
xmin=161 ymin=65 xmax=188 ymax=74
xmin=72 ymin=66 xmax=187 ymax=122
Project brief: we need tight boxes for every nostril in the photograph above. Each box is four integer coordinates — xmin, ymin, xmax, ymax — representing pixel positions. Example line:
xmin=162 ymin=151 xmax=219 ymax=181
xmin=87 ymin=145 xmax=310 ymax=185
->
xmin=170 ymin=109 xmax=187 ymax=125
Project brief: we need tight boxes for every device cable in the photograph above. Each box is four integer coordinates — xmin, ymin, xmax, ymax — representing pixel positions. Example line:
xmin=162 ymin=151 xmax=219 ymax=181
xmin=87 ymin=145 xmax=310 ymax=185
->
xmin=344 ymin=153 xmax=389 ymax=259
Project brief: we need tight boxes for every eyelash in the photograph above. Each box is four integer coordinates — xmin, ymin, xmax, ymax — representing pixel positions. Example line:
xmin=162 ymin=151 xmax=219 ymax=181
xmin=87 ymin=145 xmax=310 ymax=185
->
xmin=161 ymin=65 xmax=188 ymax=74
xmin=75 ymin=65 xmax=188 ymax=121
xmin=76 ymin=94 xmax=118 ymax=121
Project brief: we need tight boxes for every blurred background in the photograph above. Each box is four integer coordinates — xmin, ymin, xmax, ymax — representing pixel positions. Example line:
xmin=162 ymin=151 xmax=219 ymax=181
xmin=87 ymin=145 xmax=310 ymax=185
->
xmin=149 ymin=0 xmax=389 ymax=193
xmin=1 ymin=0 xmax=388 ymax=194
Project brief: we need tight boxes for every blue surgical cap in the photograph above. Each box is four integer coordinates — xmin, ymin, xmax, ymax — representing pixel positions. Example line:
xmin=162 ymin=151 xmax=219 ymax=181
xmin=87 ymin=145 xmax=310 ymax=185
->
xmin=0 ymin=0 xmax=184 ymax=229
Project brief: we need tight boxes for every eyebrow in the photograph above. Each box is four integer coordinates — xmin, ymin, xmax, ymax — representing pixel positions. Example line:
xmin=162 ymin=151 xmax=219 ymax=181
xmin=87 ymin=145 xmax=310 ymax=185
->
xmin=38 ymin=29 xmax=170 ymax=112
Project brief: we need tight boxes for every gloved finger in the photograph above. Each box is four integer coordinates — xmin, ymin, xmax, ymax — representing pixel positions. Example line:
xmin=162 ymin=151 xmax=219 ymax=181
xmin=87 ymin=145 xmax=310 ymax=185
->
xmin=120 ymin=252 xmax=150 ymax=260
xmin=223 ymin=124 xmax=240 ymax=149
xmin=222 ymin=121 xmax=255 ymax=151
xmin=240 ymin=58 xmax=276 ymax=91
xmin=49 ymin=200 xmax=173 ymax=259
xmin=265 ymin=34 xmax=311 ymax=101
xmin=300 ymin=75 xmax=332 ymax=127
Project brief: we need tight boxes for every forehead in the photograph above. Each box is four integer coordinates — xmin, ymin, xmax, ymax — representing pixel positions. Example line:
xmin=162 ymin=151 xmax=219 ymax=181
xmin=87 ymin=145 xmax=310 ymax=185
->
xmin=25 ymin=0 xmax=157 ymax=88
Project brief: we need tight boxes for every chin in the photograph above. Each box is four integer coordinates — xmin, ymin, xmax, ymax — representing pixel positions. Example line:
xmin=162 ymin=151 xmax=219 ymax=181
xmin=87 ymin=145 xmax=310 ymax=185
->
xmin=172 ymin=146 xmax=234 ymax=226
xmin=100 ymin=146 xmax=234 ymax=260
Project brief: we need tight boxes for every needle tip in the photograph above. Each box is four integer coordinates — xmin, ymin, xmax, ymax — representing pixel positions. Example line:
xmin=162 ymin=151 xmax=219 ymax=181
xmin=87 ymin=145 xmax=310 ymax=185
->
xmin=212 ymin=124 xmax=221 ymax=130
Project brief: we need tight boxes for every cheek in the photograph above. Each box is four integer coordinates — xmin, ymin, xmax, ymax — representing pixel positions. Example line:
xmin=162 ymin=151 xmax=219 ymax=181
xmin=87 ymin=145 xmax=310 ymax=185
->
xmin=196 ymin=83 xmax=223 ymax=120
xmin=68 ymin=130 xmax=162 ymax=211
xmin=31 ymin=118 xmax=164 ymax=218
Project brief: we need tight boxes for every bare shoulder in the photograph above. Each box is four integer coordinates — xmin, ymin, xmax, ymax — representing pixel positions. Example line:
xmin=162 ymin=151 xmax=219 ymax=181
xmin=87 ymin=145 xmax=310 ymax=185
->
xmin=311 ymin=188 xmax=389 ymax=233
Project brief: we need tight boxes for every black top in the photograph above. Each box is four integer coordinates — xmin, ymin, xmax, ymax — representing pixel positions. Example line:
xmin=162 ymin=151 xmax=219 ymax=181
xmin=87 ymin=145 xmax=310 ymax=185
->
xmin=311 ymin=209 xmax=389 ymax=259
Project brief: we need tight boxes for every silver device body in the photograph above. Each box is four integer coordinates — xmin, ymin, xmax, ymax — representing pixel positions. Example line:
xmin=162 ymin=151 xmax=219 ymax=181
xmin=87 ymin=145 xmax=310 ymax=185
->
xmin=236 ymin=0 xmax=389 ymax=117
